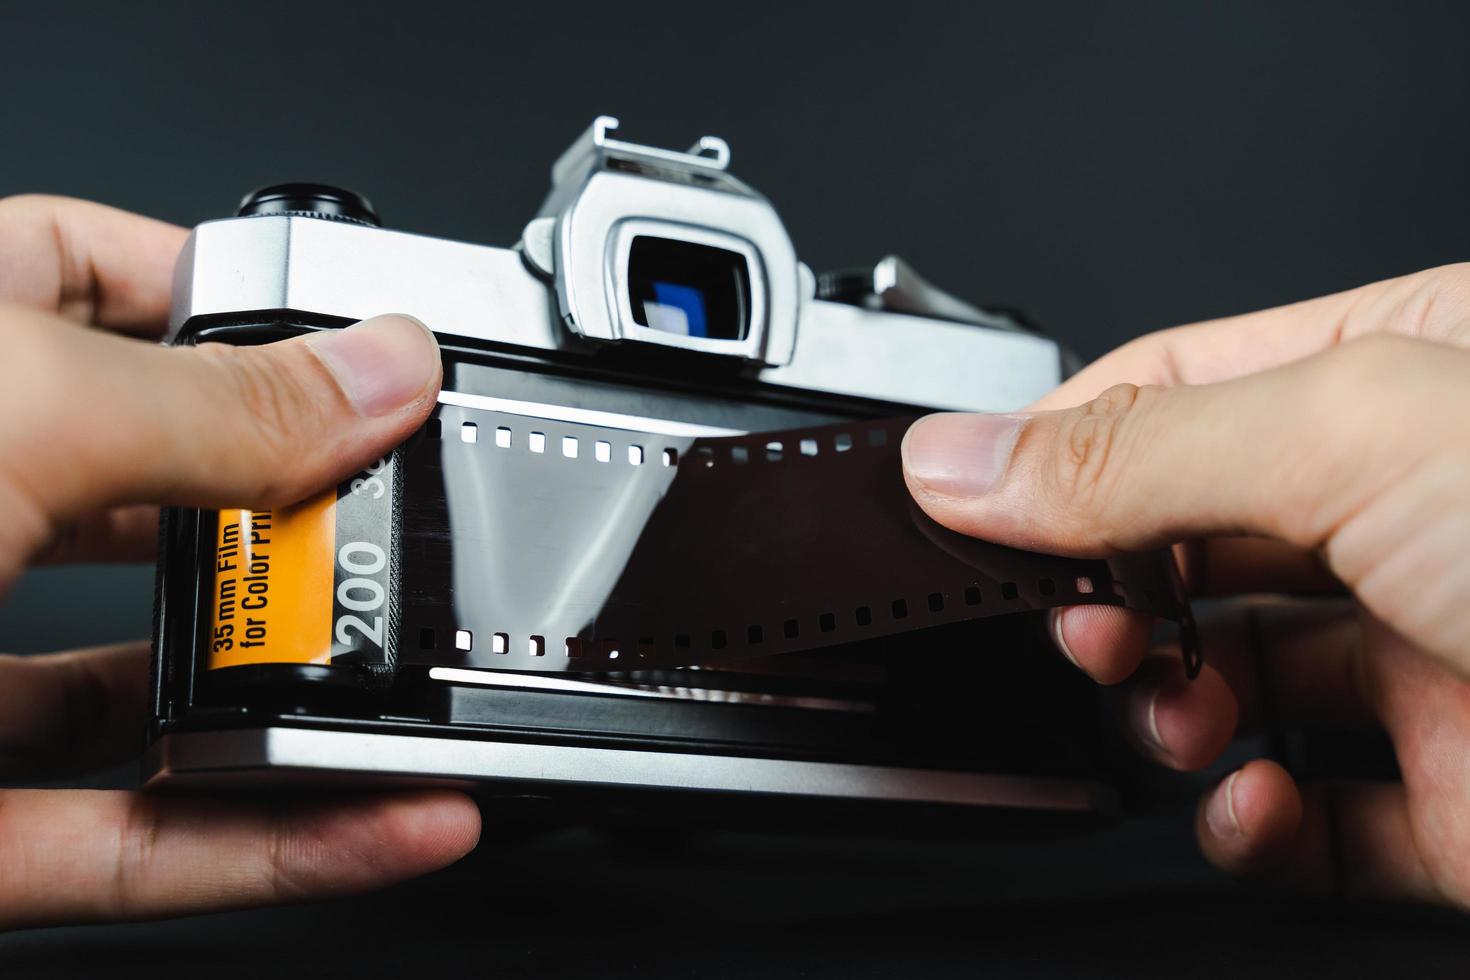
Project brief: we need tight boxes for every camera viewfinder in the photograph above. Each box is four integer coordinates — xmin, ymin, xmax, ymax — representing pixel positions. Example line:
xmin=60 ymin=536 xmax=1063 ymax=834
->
xmin=628 ymin=236 xmax=751 ymax=341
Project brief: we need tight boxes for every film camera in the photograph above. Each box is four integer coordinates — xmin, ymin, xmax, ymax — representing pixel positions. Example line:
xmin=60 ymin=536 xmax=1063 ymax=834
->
xmin=147 ymin=117 xmax=1193 ymax=833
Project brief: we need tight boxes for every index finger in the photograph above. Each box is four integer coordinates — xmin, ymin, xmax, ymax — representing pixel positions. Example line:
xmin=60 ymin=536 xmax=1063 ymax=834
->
xmin=1033 ymin=262 xmax=1470 ymax=411
xmin=0 ymin=195 xmax=187 ymax=336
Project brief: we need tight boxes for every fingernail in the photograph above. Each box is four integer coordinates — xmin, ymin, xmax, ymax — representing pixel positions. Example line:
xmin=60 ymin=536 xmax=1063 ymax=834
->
xmin=1048 ymin=609 xmax=1081 ymax=670
xmin=1128 ymin=681 xmax=1167 ymax=757
xmin=307 ymin=314 xmax=439 ymax=417
xmin=1205 ymin=770 xmax=1244 ymax=839
xmin=902 ymin=412 xmax=1024 ymax=497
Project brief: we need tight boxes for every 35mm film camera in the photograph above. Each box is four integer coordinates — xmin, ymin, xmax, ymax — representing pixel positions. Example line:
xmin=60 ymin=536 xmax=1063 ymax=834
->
xmin=146 ymin=117 xmax=1195 ymax=834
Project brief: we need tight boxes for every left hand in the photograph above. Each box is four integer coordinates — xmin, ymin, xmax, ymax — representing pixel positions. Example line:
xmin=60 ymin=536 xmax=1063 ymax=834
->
xmin=0 ymin=196 xmax=480 ymax=931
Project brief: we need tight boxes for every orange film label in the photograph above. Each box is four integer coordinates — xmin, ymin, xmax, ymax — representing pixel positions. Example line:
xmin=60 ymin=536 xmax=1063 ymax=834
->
xmin=206 ymin=454 xmax=398 ymax=670
xmin=207 ymin=493 xmax=337 ymax=668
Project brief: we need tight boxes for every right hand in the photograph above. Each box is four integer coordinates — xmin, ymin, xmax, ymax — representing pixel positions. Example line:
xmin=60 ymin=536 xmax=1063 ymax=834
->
xmin=0 ymin=195 xmax=480 ymax=931
xmin=902 ymin=264 xmax=1470 ymax=909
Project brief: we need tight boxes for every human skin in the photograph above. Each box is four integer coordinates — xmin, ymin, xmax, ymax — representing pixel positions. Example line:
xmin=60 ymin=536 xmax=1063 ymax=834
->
xmin=0 ymin=195 xmax=480 ymax=931
xmin=903 ymin=266 xmax=1470 ymax=908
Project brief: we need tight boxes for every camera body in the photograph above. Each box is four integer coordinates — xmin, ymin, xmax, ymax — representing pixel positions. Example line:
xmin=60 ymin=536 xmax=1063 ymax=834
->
xmin=146 ymin=118 xmax=1120 ymax=833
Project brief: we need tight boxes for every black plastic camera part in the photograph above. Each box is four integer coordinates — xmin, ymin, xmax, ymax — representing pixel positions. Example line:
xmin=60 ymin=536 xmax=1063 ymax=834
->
xmin=236 ymin=183 xmax=381 ymax=227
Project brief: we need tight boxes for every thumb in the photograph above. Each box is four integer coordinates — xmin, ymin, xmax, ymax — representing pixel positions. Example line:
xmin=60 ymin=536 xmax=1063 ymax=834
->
xmin=0 ymin=311 xmax=441 ymax=563
xmin=900 ymin=334 xmax=1465 ymax=560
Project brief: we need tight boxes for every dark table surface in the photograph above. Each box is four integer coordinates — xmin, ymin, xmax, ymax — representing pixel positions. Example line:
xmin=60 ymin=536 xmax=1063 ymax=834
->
xmin=5 ymin=2 xmax=1470 ymax=975
xmin=5 ymin=812 xmax=1470 ymax=978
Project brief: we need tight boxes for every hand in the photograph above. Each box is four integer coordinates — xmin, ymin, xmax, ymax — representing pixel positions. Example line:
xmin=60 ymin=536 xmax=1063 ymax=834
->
xmin=0 ymin=196 xmax=479 ymax=930
xmin=902 ymin=264 xmax=1470 ymax=908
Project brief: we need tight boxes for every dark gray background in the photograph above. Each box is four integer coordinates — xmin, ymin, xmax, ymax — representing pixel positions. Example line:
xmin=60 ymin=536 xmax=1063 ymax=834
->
xmin=3 ymin=0 xmax=1470 ymax=976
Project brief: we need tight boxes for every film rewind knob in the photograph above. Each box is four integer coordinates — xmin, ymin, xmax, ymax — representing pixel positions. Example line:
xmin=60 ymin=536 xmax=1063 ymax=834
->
xmin=236 ymin=183 xmax=382 ymax=227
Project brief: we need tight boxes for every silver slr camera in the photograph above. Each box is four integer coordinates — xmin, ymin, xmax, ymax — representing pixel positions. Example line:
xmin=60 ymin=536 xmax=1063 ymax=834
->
xmin=167 ymin=115 xmax=1065 ymax=407
xmin=147 ymin=117 xmax=1171 ymax=834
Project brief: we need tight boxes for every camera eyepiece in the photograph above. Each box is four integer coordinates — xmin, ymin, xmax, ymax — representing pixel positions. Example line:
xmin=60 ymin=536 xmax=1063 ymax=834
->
xmin=627 ymin=236 xmax=752 ymax=342
xmin=533 ymin=116 xmax=799 ymax=366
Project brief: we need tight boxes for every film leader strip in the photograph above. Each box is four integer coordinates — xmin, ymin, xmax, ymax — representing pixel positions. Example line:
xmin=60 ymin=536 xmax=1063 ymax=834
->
xmin=386 ymin=398 xmax=1202 ymax=678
